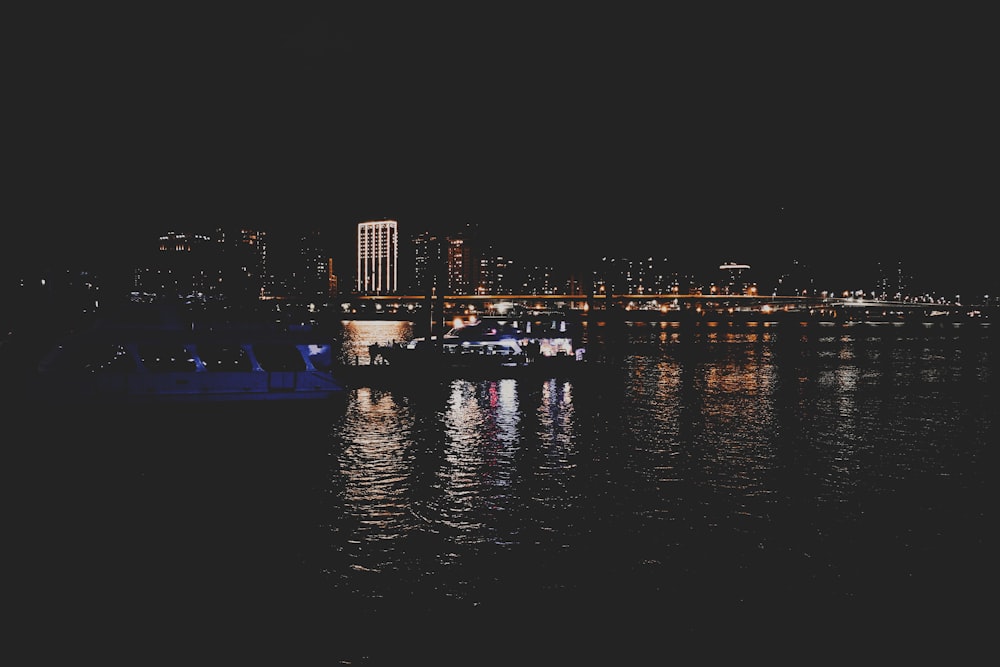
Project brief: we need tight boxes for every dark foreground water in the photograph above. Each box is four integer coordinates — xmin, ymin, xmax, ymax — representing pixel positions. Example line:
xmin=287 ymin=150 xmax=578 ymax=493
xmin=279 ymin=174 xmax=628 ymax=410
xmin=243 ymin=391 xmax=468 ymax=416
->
xmin=8 ymin=320 xmax=994 ymax=664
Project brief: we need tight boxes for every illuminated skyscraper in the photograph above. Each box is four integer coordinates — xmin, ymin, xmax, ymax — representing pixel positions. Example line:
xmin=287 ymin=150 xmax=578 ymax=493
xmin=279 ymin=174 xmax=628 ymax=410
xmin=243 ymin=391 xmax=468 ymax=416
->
xmin=446 ymin=237 xmax=472 ymax=295
xmin=411 ymin=231 xmax=443 ymax=293
xmin=356 ymin=219 xmax=398 ymax=295
xmin=719 ymin=261 xmax=752 ymax=295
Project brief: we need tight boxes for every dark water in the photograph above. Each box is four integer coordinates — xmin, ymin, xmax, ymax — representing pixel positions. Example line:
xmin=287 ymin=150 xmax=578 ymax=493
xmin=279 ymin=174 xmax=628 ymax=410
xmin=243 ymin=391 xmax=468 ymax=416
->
xmin=9 ymin=320 xmax=993 ymax=664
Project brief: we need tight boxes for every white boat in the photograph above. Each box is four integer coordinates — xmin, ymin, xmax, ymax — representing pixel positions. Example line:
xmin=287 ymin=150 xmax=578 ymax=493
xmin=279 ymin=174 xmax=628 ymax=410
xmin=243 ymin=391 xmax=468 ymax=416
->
xmin=30 ymin=319 xmax=346 ymax=403
xmin=369 ymin=313 xmax=584 ymax=375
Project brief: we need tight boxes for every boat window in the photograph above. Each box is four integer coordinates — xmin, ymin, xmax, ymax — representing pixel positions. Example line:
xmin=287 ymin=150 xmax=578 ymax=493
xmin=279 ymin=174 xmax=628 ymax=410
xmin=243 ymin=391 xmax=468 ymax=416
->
xmin=197 ymin=343 xmax=253 ymax=371
xmin=137 ymin=344 xmax=199 ymax=372
xmin=253 ymin=343 xmax=306 ymax=371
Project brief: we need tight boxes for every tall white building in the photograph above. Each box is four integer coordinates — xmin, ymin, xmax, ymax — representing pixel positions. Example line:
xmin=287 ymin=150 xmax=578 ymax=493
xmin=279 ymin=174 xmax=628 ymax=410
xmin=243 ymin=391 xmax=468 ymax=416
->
xmin=356 ymin=219 xmax=398 ymax=295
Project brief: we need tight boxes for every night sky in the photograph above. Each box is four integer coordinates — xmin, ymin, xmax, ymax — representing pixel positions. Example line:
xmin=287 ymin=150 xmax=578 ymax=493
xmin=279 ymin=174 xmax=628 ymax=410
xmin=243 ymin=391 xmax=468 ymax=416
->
xmin=8 ymin=6 xmax=996 ymax=296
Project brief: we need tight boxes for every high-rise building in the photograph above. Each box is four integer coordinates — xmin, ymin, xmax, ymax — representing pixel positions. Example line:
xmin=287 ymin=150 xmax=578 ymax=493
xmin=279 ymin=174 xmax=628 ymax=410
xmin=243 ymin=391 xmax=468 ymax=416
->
xmin=718 ymin=262 xmax=752 ymax=295
xmin=446 ymin=237 xmax=472 ymax=295
xmin=411 ymin=231 xmax=443 ymax=293
xmin=356 ymin=219 xmax=398 ymax=295
xmin=134 ymin=230 xmax=224 ymax=301
xmin=411 ymin=230 xmax=477 ymax=294
xmin=474 ymin=244 xmax=512 ymax=294
xmin=235 ymin=228 xmax=268 ymax=300
xmin=296 ymin=230 xmax=333 ymax=301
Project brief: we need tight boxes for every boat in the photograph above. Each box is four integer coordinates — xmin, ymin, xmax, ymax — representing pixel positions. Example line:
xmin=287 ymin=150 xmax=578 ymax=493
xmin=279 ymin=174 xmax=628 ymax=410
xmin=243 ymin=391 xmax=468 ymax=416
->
xmin=363 ymin=313 xmax=587 ymax=379
xmin=29 ymin=317 xmax=346 ymax=403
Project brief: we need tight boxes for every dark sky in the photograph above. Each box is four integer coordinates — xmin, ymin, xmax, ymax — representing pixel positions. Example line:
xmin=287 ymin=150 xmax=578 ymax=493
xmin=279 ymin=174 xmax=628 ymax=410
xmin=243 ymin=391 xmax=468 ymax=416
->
xmin=8 ymin=6 xmax=996 ymax=296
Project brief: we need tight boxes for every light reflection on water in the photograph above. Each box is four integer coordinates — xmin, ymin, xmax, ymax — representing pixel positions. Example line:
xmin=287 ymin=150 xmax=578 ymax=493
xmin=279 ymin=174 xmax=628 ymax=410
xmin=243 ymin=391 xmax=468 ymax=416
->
xmin=314 ymin=320 xmax=990 ymax=659
xmin=12 ymin=319 xmax=991 ymax=662
xmin=333 ymin=374 xmax=583 ymax=550
xmin=338 ymin=386 xmax=417 ymax=543
xmin=339 ymin=319 xmax=414 ymax=364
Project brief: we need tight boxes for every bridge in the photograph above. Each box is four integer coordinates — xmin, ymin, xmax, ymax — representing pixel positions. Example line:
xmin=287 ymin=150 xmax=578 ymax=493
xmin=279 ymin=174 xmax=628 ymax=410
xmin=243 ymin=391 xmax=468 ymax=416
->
xmin=340 ymin=292 xmax=990 ymax=324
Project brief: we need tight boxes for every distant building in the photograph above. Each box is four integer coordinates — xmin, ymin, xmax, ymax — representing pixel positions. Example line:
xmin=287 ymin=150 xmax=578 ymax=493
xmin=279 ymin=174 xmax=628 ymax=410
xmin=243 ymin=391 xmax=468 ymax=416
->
xmin=133 ymin=230 xmax=224 ymax=301
xmin=446 ymin=237 xmax=473 ymax=294
xmin=327 ymin=259 xmax=339 ymax=299
xmin=356 ymin=219 xmax=398 ymax=295
xmin=411 ymin=230 xmax=476 ymax=295
xmin=474 ymin=245 xmax=513 ymax=295
xmin=773 ymin=259 xmax=815 ymax=297
xmin=296 ymin=230 xmax=334 ymax=302
xmin=411 ymin=231 xmax=444 ymax=293
xmin=592 ymin=257 xmax=673 ymax=295
xmin=132 ymin=228 xmax=267 ymax=303
xmin=875 ymin=260 xmax=911 ymax=300
xmin=234 ymin=228 xmax=268 ymax=301
xmin=718 ymin=262 xmax=752 ymax=295
xmin=519 ymin=263 xmax=560 ymax=295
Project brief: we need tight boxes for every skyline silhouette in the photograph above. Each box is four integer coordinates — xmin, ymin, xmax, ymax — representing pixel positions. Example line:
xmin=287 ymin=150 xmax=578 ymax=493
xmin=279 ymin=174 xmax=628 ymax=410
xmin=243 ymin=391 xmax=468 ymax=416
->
xmin=4 ymin=220 xmax=995 ymax=307
xmin=8 ymin=7 xmax=994 ymax=299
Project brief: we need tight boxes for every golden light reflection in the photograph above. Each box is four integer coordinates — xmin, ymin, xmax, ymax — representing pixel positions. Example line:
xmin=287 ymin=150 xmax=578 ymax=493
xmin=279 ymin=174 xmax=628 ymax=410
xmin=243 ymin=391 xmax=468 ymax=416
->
xmin=338 ymin=386 xmax=414 ymax=538
xmin=341 ymin=320 xmax=413 ymax=364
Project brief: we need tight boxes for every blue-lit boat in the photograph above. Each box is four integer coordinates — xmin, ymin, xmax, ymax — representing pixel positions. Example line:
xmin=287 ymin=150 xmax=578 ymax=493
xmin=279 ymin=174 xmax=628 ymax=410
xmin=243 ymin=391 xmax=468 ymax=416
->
xmin=29 ymin=319 xmax=346 ymax=403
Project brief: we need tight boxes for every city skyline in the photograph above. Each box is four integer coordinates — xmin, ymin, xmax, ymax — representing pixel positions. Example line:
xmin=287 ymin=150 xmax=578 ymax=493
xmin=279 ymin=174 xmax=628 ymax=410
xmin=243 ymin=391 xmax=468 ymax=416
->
xmin=3 ymin=218 xmax=994 ymax=307
xmin=8 ymin=7 xmax=994 ymax=299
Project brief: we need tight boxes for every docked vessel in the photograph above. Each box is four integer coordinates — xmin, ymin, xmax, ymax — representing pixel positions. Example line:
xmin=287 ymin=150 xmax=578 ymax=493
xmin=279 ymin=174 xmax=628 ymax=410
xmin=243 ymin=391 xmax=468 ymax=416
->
xmin=363 ymin=313 xmax=586 ymax=379
xmin=30 ymin=317 xmax=345 ymax=403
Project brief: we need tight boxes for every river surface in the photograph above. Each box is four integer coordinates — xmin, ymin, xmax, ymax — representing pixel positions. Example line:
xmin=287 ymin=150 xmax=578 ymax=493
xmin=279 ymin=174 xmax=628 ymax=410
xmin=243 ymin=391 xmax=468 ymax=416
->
xmin=9 ymin=319 xmax=993 ymax=664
